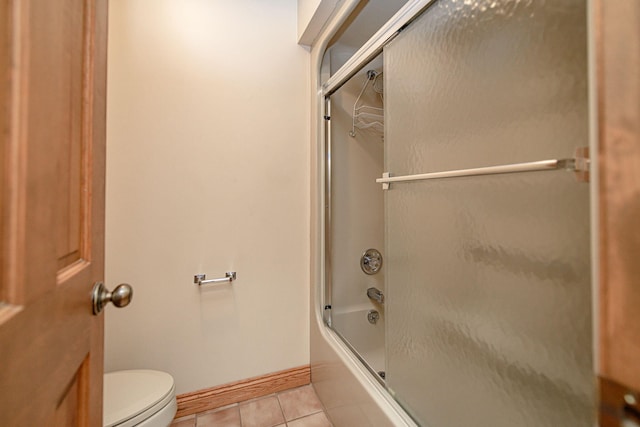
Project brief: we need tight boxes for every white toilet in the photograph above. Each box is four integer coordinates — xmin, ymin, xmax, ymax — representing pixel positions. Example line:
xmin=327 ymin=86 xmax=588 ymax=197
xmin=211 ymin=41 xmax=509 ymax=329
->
xmin=103 ymin=370 xmax=177 ymax=427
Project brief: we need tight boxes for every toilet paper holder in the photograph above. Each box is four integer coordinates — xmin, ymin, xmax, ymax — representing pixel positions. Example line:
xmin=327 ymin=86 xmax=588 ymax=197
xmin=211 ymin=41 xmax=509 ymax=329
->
xmin=194 ymin=271 xmax=236 ymax=286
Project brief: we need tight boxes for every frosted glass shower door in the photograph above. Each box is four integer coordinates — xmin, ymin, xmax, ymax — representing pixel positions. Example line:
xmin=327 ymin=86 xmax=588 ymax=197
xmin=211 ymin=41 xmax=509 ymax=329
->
xmin=383 ymin=1 xmax=594 ymax=426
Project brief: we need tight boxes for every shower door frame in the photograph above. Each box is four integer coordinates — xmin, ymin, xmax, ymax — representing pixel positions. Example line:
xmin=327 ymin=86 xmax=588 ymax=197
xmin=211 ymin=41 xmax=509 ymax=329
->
xmin=310 ymin=0 xmax=640 ymax=425
xmin=320 ymin=0 xmax=439 ymax=395
xmin=323 ymin=96 xmax=332 ymax=327
xmin=323 ymin=70 xmax=387 ymax=387
xmin=312 ymin=3 xmax=439 ymax=426
xmin=320 ymin=0 xmax=438 ymax=315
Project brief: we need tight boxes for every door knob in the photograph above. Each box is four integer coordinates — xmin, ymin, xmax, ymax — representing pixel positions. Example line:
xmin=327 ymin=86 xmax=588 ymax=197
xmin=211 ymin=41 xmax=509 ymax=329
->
xmin=92 ymin=282 xmax=133 ymax=315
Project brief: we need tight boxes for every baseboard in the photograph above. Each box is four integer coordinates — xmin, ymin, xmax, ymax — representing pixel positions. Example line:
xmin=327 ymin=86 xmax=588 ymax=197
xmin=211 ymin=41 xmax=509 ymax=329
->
xmin=175 ymin=365 xmax=311 ymax=418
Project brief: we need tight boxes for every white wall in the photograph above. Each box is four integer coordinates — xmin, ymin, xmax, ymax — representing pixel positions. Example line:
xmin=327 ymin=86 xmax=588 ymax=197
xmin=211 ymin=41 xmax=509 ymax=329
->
xmin=297 ymin=0 xmax=341 ymax=46
xmin=298 ymin=0 xmax=322 ymax=36
xmin=105 ymin=0 xmax=310 ymax=395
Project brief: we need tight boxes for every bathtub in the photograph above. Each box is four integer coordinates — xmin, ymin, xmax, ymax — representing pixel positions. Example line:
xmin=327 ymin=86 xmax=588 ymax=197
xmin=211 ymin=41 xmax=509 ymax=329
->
xmin=331 ymin=307 xmax=386 ymax=379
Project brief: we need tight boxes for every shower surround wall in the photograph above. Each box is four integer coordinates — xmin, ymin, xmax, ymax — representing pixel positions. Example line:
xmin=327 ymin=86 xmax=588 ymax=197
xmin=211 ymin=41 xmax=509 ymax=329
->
xmin=309 ymin=2 xmax=416 ymax=426
xmin=105 ymin=0 xmax=310 ymax=395
xmin=309 ymin=0 xmax=594 ymax=426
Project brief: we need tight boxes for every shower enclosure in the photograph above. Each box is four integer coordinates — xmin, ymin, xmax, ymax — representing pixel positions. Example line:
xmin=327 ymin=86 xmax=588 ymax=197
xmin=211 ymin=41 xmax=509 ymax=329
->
xmin=321 ymin=0 xmax=594 ymax=426
xmin=326 ymin=54 xmax=386 ymax=380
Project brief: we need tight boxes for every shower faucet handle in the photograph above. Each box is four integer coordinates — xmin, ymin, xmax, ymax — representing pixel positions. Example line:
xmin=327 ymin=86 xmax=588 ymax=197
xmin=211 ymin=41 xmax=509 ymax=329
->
xmin=361 ymin=248 xmax=383 ymax=275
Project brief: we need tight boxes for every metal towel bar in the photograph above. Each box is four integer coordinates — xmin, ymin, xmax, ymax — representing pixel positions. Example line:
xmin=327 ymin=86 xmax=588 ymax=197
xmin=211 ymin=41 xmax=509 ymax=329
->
xmin=194 ymin=272 xmax=236 ymax=286
xmin=377 ymin=151 xmax=589 ymax=189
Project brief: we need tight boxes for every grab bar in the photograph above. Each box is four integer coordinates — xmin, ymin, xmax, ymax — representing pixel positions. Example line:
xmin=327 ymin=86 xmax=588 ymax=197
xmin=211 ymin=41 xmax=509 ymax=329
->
xmin=194 ymin=271 xmax=236 ymax=286
xmin=377 ymin=150 xmax=589 ymax=189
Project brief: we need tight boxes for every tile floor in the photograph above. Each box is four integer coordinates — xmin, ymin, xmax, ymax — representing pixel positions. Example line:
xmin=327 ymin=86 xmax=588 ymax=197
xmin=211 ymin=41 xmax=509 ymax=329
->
xmin=170 ymin=384 xmax=333 ymax=427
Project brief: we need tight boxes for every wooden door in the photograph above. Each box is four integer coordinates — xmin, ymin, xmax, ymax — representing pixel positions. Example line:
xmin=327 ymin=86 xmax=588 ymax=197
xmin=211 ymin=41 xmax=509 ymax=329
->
xmin=0 ymin=0 xmax=108 ymax=425
xmin=596 ymin=0 xmax=640 ymax=425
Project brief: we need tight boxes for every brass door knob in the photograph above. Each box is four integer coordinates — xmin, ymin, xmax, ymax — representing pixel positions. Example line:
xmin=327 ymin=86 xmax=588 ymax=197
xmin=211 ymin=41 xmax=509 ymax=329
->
xmin=92 ymin=282 xmax=133 ymax=315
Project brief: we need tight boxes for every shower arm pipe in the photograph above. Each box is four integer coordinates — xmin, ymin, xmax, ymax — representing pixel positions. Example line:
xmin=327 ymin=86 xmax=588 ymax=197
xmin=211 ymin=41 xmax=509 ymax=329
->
xmin=377 ymin=152 xmax=590 ymax=189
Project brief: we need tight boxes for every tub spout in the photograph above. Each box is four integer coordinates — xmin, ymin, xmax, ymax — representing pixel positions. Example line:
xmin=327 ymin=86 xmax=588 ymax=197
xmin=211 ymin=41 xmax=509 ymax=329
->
xmin=367 ymin=287 xmax=384 ymax=304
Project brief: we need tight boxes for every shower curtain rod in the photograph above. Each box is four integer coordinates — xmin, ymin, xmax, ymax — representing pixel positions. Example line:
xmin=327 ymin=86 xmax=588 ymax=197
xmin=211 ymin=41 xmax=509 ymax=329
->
xmin=376 ymin=153 xmax=590 ymax=189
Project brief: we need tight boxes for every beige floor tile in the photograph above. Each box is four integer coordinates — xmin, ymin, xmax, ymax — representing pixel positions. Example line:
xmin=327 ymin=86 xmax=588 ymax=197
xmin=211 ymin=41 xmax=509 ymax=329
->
xmin=277 ymin=385 xmax=324 ymax=421
xmin=197 ymin=405 xmax=242 ymax=427
xmin=171 ymin=414 xmax=196 ymax=427
xmin=286 ymin=412 xmax=333 ymax=427
xmin=239 ymin=395 xmax=285 ymax=427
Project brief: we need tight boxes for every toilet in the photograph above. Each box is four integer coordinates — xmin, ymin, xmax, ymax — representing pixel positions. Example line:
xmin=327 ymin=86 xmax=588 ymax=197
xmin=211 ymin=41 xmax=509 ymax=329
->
xmin=104 ymin=370 xmax=177 ymax=427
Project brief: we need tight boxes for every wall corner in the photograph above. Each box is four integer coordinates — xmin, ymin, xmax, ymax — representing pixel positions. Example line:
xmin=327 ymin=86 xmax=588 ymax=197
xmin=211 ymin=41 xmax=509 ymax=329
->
xmin=298 ymin=0 xmax=343 ymax=46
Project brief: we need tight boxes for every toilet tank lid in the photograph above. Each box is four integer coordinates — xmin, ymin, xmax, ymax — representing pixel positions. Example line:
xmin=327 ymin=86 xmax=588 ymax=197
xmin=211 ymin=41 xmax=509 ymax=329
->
xmin=104 ymin=369 xmax=175 ymax=427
